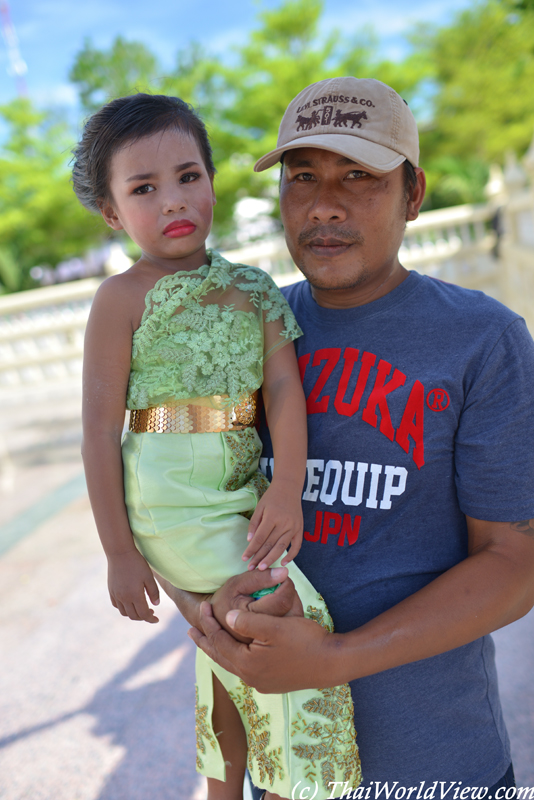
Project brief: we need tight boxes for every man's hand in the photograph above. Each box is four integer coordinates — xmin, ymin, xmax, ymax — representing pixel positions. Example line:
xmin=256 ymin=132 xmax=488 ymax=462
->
xmin=108 ymin=549 xmax=160 ymax=623
xmin=210 ymin=566 xmax=303 ymax=642
xmin=188 ymin=604 xmax=341 ymax=693
xmin=154 ymin=566 xmax=303 ymax=640
xmin=189 ymin=516 xmax=534 ymax=692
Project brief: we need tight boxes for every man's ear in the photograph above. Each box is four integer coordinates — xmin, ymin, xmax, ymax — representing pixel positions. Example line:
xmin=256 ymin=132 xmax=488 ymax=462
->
xmin=406 ymin=167 xmax=426 ymax=222
xmin=99 ymin=201 xmax=124 ymax=231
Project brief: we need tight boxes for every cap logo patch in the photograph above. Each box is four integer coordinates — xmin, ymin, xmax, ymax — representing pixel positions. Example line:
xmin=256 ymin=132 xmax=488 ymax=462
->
xmin=294 ymin=95 xmax=375 ymax=133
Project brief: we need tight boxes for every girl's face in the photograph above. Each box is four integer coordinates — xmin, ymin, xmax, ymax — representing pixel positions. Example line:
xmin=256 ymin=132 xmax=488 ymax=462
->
xmin=100 ymin=128 xmax=216 ymax=271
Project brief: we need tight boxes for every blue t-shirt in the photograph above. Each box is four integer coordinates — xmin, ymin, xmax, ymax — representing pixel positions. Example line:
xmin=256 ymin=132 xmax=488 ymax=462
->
xmin=259 ymin=271 xmax=534 ymax=785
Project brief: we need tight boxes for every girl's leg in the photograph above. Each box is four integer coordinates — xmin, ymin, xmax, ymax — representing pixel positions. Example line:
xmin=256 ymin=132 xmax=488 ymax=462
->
xmin=206 ymin=679 xmax=289 ymax=800
xmin=207 ymin=674 xmax=247 ymax=800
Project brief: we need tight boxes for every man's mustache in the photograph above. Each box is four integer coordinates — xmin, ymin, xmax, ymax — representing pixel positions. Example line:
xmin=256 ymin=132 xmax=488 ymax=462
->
xmin=297 ymin=225 xmax=365 ymax=246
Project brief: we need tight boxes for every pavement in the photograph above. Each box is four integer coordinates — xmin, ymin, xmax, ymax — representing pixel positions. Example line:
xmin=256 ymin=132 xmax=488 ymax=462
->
xmin=0 ymin=391 xmax=533 ymax=799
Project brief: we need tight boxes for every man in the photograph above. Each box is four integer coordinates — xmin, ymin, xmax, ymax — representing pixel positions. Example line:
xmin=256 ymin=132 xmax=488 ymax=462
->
xmin=180 ymin=77 xmax=534 ymax=789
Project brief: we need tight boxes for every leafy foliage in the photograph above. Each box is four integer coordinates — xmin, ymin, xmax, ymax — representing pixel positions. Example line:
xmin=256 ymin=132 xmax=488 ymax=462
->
xmin=416 ymin=0 xmax=534 ymax=206
xmin=69 ymin=36 xmax=159 ymax=113
xmin=422 ymin=157 xmax=490 ymax=211
xmin=66 ymin=0 xmax=425 ymax=241
xmin=0 ymin=99 xmax=106 ymax=292
xmin=1 ymin=0 xmax=534 ymax=291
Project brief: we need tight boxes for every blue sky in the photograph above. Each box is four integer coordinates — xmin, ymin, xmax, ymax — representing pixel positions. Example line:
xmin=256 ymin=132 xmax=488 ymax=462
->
xmin=0 ymin=0 xmax=474 ymax=111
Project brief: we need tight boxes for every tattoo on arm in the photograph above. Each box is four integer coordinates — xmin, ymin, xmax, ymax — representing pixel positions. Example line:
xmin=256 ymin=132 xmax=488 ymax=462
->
xmin=510 ymin=519 xmax=534 ymax=538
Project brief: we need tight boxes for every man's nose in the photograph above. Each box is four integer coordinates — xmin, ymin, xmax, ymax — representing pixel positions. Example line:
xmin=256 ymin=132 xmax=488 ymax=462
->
xmin=308 ymin=182 xmax=348 ymax=223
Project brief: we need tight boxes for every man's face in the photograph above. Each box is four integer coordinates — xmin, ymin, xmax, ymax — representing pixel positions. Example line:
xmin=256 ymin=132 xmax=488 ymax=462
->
xmin=279 ymin=148 xmax=424 ymax=308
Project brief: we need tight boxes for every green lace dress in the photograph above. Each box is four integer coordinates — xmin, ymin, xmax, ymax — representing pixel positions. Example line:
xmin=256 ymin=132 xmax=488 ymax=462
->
xmin=121 ymin=250 xmax=361 ymax=797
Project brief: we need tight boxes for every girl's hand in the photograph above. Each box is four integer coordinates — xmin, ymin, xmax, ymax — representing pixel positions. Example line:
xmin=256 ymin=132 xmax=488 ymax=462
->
xmin=211 ymin=567 xmax=302 ymax=643
xmin=242 ymin=483 xmax=303 ymax=570
xmin=107 ymin=549 xmax=160 ymax=623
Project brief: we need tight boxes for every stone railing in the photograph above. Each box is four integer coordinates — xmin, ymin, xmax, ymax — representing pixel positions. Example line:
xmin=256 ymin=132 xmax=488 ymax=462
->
xmin=224 ymin=201 xmax=498 ymax=285
xmin=498 ymin=187 xmax=534 ymax=331
xmin=1 ymin=140 xmax=534 ymax=405
xmin=224 ymin=201 xmax=501 ymax=296
xmin=0 ymin=279 xmax=99 ymax=403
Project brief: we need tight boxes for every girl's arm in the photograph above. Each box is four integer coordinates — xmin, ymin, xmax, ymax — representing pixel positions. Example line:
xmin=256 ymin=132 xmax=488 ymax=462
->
xmin=242 ymin=342 xmax=307 ymax=570
xmin=82 ymin=276 xmax=160 ymax=623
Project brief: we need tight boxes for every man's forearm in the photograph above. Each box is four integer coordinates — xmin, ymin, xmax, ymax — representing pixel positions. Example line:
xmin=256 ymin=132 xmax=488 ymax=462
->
xmin=333 ymin=540 xmax=534 ymax=686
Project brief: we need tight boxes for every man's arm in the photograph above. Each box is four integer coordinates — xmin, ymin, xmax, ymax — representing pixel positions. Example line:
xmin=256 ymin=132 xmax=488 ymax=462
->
xmin=188 ymin=516 xmax=534 ymax=692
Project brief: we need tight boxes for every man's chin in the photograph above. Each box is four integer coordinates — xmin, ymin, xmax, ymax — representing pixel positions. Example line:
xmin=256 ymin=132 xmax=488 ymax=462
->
xmin=298 ymin=264 xmax=371 ymax=292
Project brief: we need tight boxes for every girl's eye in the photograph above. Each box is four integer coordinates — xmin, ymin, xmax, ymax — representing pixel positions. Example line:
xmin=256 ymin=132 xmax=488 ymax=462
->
xmin=133 ymin=184 xmax=155 ymax=195
xmin=180 ymin=172 xmax=200 ymax=183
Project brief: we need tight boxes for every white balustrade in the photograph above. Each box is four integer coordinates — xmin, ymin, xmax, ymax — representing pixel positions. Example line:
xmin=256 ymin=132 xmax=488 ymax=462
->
xmin=1 ymin=140 xmax=534 ymax=405
xmin=0 ymin=279 xmax=100 ymax=403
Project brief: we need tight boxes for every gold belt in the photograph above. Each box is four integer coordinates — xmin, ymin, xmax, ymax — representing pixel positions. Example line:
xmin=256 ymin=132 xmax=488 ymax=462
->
xmin=128 ymin=393 xmax=258 ymax=434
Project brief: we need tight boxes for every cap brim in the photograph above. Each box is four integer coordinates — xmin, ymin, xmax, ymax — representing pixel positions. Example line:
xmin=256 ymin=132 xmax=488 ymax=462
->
xmin=254 ymin=134 xmax=406 ymax=174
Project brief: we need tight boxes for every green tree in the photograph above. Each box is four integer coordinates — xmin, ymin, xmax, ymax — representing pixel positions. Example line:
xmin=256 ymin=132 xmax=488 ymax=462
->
xmin=67 ymin=0 xmax=421 ymax=241
xmin=0 ymin=99 xmax=108 ymax=292
xmin=414 ymin=0 xmax=534 ymax=206
xmin=6 ymin=0 xmax=532 ymax=292
xmin=502 ymin=0 xmax=534 ymax=10
xmin=69 ymin=36 xmax=159 ymax=113
xmin=422 ymin=156 xmax=490 ymax=210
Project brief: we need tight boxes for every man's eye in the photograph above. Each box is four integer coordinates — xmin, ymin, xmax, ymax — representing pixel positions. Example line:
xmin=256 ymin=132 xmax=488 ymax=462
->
xmin=295 ymin=172 xmax=315 ymax=182
xmin=133 ymin=184 xmax=155 ymax=194
xmin=180 ymin=172 xmax=200 ymax=183
xmin=346 ymin=170 xmax=368 ymax=179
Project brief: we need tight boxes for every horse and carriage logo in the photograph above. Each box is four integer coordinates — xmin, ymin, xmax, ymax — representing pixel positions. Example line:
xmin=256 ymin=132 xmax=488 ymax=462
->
xmin=295 ymin=105 xmax=369 ymax=132
xmin=296 ymin=109 xmax=322 ymax=130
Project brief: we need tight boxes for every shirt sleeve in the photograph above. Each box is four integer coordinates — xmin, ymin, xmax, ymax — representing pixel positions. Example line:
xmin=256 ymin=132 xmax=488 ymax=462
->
xmin=256 ymin=271 xmax=303 ymax=363
xmin=454 ymin=317 xmax=534 ymax=521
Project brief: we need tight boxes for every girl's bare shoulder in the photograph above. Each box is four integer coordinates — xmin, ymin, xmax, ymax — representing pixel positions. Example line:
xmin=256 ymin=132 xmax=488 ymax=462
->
xmin=94 ymin=263 xmax=154 ymax=301
xmin=91 ymin=263 xmax=158 ymax=331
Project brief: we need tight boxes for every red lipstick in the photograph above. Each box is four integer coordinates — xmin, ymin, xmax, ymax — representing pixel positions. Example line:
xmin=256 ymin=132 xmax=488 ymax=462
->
xmin=163 ymin=219 xmax=197 ymax=238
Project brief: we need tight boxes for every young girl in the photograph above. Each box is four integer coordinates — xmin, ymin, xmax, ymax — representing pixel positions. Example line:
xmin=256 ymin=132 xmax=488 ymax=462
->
xmin=74 ymin=93 xmax=360 ymax=800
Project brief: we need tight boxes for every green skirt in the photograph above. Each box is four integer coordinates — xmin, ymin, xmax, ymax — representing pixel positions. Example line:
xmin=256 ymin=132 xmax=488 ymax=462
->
xmin=122 ymin=427 xmax=361 ymax=797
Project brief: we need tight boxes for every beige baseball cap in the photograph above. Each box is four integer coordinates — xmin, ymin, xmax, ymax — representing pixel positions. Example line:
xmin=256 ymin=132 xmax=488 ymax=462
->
xmin=254 ymin=76 xmax=419 ymax=174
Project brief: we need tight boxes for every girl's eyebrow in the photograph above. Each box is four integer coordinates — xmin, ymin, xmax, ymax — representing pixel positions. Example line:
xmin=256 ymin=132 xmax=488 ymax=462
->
xmin=126 ymin=161 xmax=200 ymax=182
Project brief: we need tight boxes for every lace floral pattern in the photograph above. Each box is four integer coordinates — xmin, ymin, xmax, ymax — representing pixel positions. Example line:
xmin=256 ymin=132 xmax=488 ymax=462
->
xmin=126 ymin=250 xmax=302 ymax=410
xmin=195 ymin=686 xmax=218 ymax=771
xmin=222 ymin=428 xmax=268 ymax=494
xmin=291 ymin=683 xmax=361 ymax=790
xmin=229 ymin=681 xmax=285 ymax=787
xmin=289 ymin=606 xmax=362 ymax=791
